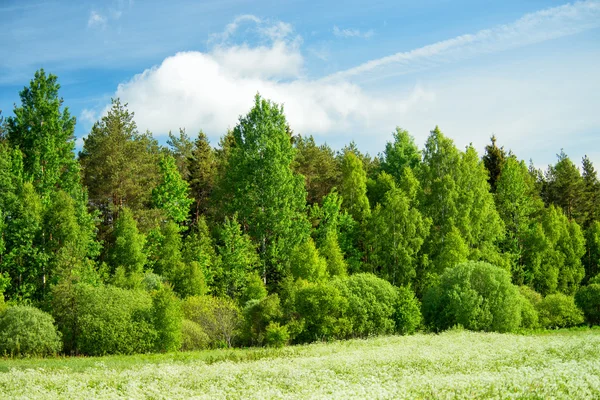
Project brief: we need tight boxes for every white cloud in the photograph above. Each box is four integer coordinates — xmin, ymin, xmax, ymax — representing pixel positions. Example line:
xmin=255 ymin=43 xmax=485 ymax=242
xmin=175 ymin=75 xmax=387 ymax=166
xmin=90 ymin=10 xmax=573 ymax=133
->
xmin=333 ymin=26 xmax=374 ymax=39
xmin=87 ymin=11 xmax=106 ymax=28
xmin=329 ymin=0 xmax=600 ymax=80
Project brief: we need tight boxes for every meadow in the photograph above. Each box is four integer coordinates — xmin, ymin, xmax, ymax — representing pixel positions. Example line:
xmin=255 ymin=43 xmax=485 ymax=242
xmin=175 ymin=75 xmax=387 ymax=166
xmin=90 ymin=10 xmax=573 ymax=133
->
xmin=1 ymin=329 xmax=599 ymax=399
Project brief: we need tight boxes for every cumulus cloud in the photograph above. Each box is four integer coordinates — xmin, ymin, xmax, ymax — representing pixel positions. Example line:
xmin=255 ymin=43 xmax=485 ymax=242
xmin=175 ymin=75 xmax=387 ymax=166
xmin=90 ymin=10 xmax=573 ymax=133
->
xmin=333 ymin=26 xmax=374 ymax=39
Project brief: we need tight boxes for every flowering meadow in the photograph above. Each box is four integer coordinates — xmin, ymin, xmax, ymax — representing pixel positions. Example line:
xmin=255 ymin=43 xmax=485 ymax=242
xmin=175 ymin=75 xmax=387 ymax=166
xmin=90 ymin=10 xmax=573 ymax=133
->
xmin=1 ymin=329 xmax=599 ymax=399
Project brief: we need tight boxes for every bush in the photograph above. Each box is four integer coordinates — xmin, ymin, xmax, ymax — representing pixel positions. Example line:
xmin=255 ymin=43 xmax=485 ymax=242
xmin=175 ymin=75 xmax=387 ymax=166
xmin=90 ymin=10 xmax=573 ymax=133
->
xmin=51 ymin=282 xmax=156 ymax=355
xmin=518 ymin=286 xmax=541 ymax=329
xmin=575 ymin=284 xmax=600 ymax=325
xmin=151 ymin=285 xmax=183 ymax=352
xmin=0 ymin=305 xmax=62 ymax=357
xmin=240 ymin=272 xmax=267 ymax=305
xmin=538 ymin=293 xmax=584 ymax=329
xmin=240 ymin=294 xmax=282 ymax=346
xmin=264 ymin=322 xmax=289 ymax=348
xmin=332 ymin=273 xmax=398 ymax=338
xmin=422 ymin=261 xmax=522 ymax=333
xmin=292 ymin=281 xmax=351 ymax=343
xmin=181 ymin=319 xmax=210 ymax=351
xmin=395 ymin=286 xmax=422 ymax=335
xmin=182 ymin=296 xmax=241 ymax=347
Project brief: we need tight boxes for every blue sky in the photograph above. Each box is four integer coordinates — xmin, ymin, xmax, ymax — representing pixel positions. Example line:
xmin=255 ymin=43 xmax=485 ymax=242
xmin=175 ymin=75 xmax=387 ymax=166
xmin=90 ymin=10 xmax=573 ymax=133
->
xmin=1 ymin=0 xmax=599 ymax=168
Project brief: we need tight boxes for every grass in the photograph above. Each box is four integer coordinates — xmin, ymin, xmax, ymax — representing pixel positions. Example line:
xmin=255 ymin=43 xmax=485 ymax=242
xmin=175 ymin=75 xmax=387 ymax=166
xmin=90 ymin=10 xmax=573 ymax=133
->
xmin=1 ymin=329 xmax=600 ymax=399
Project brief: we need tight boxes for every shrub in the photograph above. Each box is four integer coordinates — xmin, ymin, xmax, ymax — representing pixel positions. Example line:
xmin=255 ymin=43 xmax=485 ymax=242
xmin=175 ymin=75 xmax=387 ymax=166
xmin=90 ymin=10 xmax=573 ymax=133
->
xmin=182 ymin=296 xmax=241 ymax=347
xmin=151 ymin=285 xmax=183 ymax=352
xmin=181 ymin=319 xmax=210 ymax=351
xmin=292 ymin=281 xmax=351 ymax=343
xmin=51 ymin=282 xmax=156 ymax=355
xmin=0 ymin=305 xmax=62 ymax=357
xmin=518 ymin=295 xmax=539 ymax=329
xmin=538 ymin=293 xmax=584 ymax=329
xmin=395 ymin=286 xmax=422 ymax=335
xmin=422 ymin=261 xmax=522 ymax=333
xmin=575 ymin=284 xmax=600 ymax=325
xmin=264 ymin=322 xmax=289 ymax=348
xmin=332 ymin=273 xmax=398 ymax=337
xmin=519 ymin=286 xmax=543 ymax=308
xmin=241 ymin=294 xmax=282 ymax=346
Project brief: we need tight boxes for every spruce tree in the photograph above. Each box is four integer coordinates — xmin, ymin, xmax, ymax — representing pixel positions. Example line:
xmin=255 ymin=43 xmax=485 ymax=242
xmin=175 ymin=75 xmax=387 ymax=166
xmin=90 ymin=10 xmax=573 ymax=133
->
xmin=482 ymin=135 xmax=506 ymax=193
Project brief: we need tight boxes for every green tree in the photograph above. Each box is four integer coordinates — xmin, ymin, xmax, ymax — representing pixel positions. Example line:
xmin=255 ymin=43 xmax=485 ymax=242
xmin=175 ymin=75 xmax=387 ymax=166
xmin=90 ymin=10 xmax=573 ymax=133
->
xmin=289 ymin=238 xmax=328 ymax=282
xmin=482 ymin=135 xmax=506 ymax=193
xmin=380 ymin=127 xmax=421 ymax=184
xmin=109 ymin=208 xmax=147 ymax=285
xmin=187 ymin=131 xmax=216 ymax=222
xmin=340 ymin=151 xmax=370 ymax=222
xmin=221 ymin=95 xmax=309 ymax=288
xmin=215 ymin=216 xmax=260 ymax=300
xmin=366 ymin=180 xmax=430 ymax=287
xmin=543 ymin=150 xmax=585 ymax=224
xmin=79 ymin=99 xmax=161 ymax=228
xmin=6 ymin=69 xmax=79 ymax=198
xmin=581 ymin=155 xmax=600 ymax=227
xmin=152 ymin=155 xmax=193 ymax=226
xmin=584 ymin=221 xmax=600 ymax=282
xmin=166 ymin=128 xmax=194 ymax=179
xmin=293 ymin=135 xmax=340 ymax=205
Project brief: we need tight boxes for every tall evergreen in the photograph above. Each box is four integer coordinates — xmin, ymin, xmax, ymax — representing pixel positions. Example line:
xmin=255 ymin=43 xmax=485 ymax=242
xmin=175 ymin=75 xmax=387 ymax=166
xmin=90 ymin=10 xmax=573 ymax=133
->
xmin=482 ymin=135 xmax=506 ymax=193
xmin=293 ymin=135 xmax=340 ymax=205
xmin=543 ymin=150 xmax=585 ymax=224
xmin=187 ymin=131 xmax=216 ymax=222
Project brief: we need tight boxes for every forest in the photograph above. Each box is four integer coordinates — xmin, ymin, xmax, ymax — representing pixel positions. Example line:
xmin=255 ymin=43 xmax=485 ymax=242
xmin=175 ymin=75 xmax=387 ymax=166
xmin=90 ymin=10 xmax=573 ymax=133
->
xmin=0 ymin=69 xmax=599 ymax=357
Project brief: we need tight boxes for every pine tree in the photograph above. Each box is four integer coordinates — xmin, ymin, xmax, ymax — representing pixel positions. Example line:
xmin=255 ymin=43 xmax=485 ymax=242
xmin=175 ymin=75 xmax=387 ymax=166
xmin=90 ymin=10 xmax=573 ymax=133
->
xmin=544 ymin=150 xmax=585 ymax=224
xmin=187 ymin=131 xmax=216 ymax=222
xmin=167 ymin=128 xmax=194 ymax=180
xmin=581 ymin=155 xmax=600 ymax=227
xmin=482 ymin=135 xmax=506 ymax=193
xmin=293 ymin=135 xmax=340 ymax=205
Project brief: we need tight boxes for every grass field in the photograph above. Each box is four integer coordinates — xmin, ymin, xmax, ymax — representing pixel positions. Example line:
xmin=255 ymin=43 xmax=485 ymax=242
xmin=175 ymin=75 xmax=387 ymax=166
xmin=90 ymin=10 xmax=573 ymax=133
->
xmin=1 ymin=329 xmax=599 ymax=399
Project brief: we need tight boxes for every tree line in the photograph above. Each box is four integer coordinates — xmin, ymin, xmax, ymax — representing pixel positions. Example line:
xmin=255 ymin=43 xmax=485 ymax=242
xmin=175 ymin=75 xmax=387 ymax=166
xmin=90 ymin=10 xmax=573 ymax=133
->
xmin=0 ymin=70 xmax=599 ymax=356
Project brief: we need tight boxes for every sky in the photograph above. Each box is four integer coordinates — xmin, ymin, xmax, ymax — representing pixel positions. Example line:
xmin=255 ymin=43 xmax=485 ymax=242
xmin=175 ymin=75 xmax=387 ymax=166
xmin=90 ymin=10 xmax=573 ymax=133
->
xmin=1 ymin=0 xmax=599 ymax=168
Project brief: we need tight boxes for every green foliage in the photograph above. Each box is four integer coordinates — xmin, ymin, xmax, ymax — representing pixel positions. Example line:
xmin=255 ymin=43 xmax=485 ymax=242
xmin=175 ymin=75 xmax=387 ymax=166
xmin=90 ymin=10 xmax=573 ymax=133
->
xmin=317 ymin=229 xmax=347 ymax=277
xmin=584 ymin=221 xmax=600 ymax=282
xmin=332 ymin=273 xmax=399 ymax=338
xmin=264 ymin=322 xmax=289 ymax=348
xmin=482 ymin=136 xmax=506 ymax=193
xmin=394 ymin=286 xmax=422 ymax=335
xmin=152 ymin=155 xmax=193 ymax=225
xmin=241 ymin=272 xmax=268 ymax=304
xmin=537 ymin=293 xmax=584 ymax=329
xmin=241 ymin=294 xmax=283 ymax=346
xmin=289 ymin=238 xmax=328 ymax=282
xmin=180 ymin=319 xmax=210 ymax=351
xmin=50 ymin=282 xmax=156 ymax=355
xmin=222 ymin=95 xmax=309 ymax=288
xmin=215 ymin=215 xmax=260 ymax=299
xmin=182 ymin=296 xmax=241 ymax=347
xmin=380 ymin=127 xmax=421 ymax=184
xmin=109 ymin=207 xmax=146 ymax=284
xmin=187 ymin=131 xmax=216 ymax=222
xmin=151 ymin=285 xmax=183 ymax=352
xmin=340 ymin=151 xmax=370 ymax=222
xmin=518 ymin=295 xmax=540 ymax=329
xmin=422 ymin=261 xmax=522 ymax=333
xmin=575 ymin=283 xmax=600 ymax=325
xmin=291 ymin=280 xmax=351 ymax=343
xmin=543 ymin=150 xmax=585 ymax=224
xmin=366 ymin=182 xmax=430 ymax=287
xmin=0 ymin=305 xmax=62 ymax=357
xmin=293 ymin=135 xmax=340 ymax=205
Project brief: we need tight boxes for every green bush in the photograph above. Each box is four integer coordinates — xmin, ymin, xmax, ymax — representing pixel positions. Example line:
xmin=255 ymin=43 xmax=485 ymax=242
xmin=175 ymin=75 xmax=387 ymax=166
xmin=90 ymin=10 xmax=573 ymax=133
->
xmin=264 ymin=322 xmax=289 ymax=348
xmin=241 ymin=294 xmax=282 ymax=346
xmin=292 ymin=280 xmax=351 ymax=343
xmin=51 ymin=282 xmax=156 ymax=355
xmin=181 ymin=319 xmax=210 ymax=351
xmin=151 ymin=285 xmax=183 ymax=352
xmin=182 ymin=296 xmax=241 ymax=347
xmin=0 ymin=305 xmax=62 ymax=357
xmin=518 ymin=286 xmax=541 ymax=329
xmin=538 ymin=293 xmax=584 ymax=329
xmin=332 ymin=273 xmax=398 ymax=338
xmin=422 ymin=261 xmax=522 ymax=333
xmin=395 ymin=286 xmax=422 ymax=335
xmin=575 ymin=284 xmax=600 ymax=325
xmin=519 ymin=286 xmax=543 ymax=308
